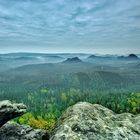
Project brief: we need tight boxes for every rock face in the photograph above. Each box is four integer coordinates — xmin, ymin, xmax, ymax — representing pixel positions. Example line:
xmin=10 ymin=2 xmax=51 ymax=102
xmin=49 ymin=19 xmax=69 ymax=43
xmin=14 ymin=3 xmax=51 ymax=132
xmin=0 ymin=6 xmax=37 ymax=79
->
xmin=0 ymin=100 xmax=49 ymax=140
xmin=0 ymin=100 xmax=26 ymax=127
xmin=0 ymin=123 xmax=49 ymax=140
xmin=51 ymin=102 xmax=140 ymax=140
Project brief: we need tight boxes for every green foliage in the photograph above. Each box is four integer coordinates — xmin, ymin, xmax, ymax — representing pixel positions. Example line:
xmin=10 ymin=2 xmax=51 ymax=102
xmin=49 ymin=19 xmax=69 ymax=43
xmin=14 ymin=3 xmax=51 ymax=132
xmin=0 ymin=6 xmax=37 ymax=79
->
xmin=13 ymin=90 xmax=140 ymax=133
xmin=127 ymin=93 xmax=140 ymax=114
xmin=18 ymin=113 xmax=33 ymax=125
xmin=1 ymin=65 xmax=140 ymax=132
xmin=16 ymin=112 xmax=55 ymax=133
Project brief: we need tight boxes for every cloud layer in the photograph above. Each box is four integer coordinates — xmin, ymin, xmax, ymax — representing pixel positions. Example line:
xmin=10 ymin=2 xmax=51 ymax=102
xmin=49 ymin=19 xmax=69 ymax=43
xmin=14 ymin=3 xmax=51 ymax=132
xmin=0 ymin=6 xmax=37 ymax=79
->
xmin=0 ymin=0 xmax=140 ymax=53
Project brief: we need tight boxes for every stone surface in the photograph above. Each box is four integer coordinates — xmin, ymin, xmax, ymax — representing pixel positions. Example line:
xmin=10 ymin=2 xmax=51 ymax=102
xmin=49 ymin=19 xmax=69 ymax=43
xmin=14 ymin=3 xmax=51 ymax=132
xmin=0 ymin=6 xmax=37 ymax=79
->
xmin=0 ymin=122 xmax=49 ymax=140
xmin=0 ymin=100 xmax=49 ymax=140
xmin=0 ymin=100 xmax=26 ymax=127
xmin=50 ymin=102 xmax=140 ymax=140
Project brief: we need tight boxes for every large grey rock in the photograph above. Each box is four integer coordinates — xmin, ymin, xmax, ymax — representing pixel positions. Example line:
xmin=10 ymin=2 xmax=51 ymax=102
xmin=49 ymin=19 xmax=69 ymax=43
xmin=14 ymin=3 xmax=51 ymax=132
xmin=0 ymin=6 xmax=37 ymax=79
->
xmin=0 ymin=100 xmax=49 ymax=140
xmin=51 ymin=102 xmax=140 ymax=140
xmin=0 ymin=100 xmax=26 ymax=127
xmin=0 ymin=123 xmax=49 ymax=140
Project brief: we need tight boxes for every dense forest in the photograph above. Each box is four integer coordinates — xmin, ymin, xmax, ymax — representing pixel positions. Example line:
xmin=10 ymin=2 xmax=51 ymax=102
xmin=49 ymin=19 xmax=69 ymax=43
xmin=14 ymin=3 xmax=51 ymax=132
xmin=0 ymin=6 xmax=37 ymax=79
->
xmin=0 ymin=53 xmax=140 ymax=133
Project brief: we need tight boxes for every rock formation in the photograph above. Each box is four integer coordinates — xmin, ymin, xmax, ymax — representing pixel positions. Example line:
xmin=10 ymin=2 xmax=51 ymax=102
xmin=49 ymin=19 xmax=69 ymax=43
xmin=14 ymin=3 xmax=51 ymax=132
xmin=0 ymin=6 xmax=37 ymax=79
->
xmin=0 ymin=100 xmax=26 ymax=127
xmin=0 ymin=123 xmax=49 ymax=140
xmin=0 ymin=100 xmax=140 ymax=140
xmin=0 ymin=100 xmax=49 ymax=140
xmin=50 ymin=102 xmax=140 ymax=140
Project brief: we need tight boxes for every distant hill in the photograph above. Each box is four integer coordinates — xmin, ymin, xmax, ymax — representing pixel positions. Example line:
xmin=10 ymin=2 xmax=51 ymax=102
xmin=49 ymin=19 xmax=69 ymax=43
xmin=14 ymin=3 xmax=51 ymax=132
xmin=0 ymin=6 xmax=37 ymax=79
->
xmin=88 ymin=55 xmax=100 ymax=59
xmin=62 ymin=57 xmax=82 ymax=63
xmin=44 ymin=55 xmax=63 ymax=59
xmin=12 ymin=55 xmax=64 ymax=63
xmin=118 ymin=54 xmax=139 ymax=60
xmin=13 ymin=56 xmax=38 ymax=61
xmin=87 ymin=55 xmax=112 ymax=60
xmin=128 ymin=54 xmax=139 ymax=59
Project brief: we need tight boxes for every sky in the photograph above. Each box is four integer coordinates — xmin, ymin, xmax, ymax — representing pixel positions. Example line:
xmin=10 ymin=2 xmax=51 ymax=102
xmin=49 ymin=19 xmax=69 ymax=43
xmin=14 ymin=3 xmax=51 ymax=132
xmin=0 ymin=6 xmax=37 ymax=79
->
xmin=0 ymin=0 xmax=140 ymax=54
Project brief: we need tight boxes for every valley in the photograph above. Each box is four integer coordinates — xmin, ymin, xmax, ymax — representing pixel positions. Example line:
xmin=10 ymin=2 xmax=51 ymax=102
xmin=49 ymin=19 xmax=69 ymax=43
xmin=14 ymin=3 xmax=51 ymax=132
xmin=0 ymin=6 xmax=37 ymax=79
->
xmin=0 ymin=53 xmax=140 ymax=132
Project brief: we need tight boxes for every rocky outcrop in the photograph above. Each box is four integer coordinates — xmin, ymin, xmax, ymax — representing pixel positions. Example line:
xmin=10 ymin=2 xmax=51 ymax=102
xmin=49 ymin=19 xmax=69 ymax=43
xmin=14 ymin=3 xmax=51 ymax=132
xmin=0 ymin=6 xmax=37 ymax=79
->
xmin=50 ymin=102 xmax=140 ymax=140
xmin=0 ymin=123 xmax=49 ymax=140
xmin=0 ymin=100 xmax=26 ymax=127
xmin=1 ymin=100 xmax=140 ymax=140
xmin=0 ymin=100 xmax=49 ymax=140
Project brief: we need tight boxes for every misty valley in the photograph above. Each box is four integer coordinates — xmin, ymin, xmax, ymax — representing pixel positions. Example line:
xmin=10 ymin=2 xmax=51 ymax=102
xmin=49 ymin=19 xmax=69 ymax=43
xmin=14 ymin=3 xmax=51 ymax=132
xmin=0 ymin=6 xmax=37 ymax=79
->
xmin=0 ymin=53 xmax=140 ymax=133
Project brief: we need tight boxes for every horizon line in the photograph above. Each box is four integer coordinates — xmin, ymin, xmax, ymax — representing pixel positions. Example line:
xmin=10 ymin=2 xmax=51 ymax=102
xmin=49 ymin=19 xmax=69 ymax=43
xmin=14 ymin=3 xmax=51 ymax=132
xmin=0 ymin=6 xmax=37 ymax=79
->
xmin=0 ymin=51 xmax=139 ymax=56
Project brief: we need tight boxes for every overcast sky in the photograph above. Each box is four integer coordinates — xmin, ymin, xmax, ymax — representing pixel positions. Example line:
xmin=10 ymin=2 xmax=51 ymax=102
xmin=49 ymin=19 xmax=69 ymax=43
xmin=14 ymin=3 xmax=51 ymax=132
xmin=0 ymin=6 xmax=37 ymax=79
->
xmin=0 ymin=0 xmax=140 ymax=54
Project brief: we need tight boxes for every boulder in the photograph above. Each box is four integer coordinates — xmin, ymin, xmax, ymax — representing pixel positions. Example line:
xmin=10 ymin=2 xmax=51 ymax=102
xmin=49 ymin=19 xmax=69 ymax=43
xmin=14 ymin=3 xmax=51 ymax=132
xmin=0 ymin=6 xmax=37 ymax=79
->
xmin=50 ymin=102 xmax=140 ymax=140
xmin=0 ymin=123 xmax=49 ymax=140
xmin=0 ymin=100 xmax=26 ymax=127
xmin=0 ymin=100 xmax=49 ymax=140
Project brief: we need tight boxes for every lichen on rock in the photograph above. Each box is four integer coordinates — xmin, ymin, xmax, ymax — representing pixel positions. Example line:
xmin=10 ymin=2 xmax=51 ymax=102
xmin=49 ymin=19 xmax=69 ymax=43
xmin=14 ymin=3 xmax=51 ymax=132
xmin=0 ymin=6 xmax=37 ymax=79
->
xmin=50 ymin=102 xmax=140 ymax=140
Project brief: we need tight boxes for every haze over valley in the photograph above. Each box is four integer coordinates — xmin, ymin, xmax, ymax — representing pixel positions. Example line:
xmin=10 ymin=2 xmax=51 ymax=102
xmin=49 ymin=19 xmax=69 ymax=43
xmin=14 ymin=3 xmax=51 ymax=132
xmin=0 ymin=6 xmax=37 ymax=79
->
xmin=0 ymin=0 xmax=140 ymax=139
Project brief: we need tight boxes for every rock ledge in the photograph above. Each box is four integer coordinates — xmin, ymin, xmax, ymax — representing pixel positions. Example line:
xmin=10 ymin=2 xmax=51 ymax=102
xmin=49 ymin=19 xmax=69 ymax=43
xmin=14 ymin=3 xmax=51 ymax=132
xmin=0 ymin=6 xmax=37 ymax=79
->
xmin=0 ymin=100 xmax=49 ymax=140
